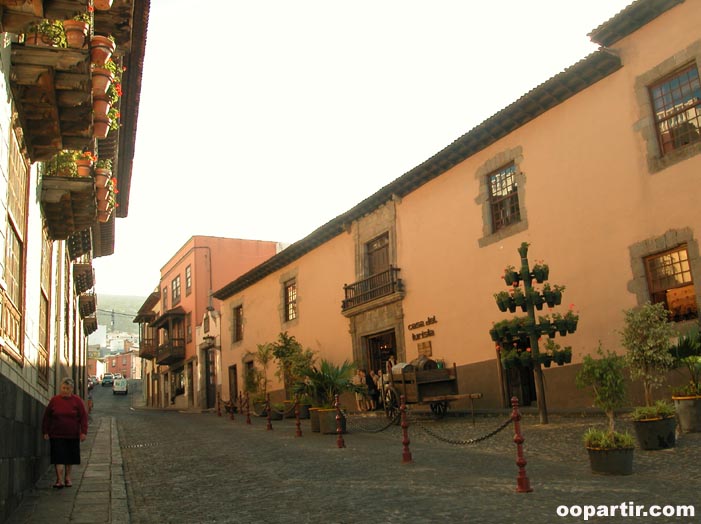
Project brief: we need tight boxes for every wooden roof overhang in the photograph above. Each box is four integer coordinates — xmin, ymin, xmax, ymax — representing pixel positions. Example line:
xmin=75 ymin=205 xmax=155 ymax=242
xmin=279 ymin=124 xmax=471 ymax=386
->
xmin=151 ymin=306 xmax=186 ymax=330
xmin=214 ymin=49 xmax=622 ymax=301
xmin=588 ymin=0 xmax=684 ymax=47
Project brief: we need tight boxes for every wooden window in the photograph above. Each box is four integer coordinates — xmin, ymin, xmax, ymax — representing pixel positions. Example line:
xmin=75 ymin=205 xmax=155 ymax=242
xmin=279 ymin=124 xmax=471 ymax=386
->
xmin=185 ymin=265 xmax=192 ymax=296
xmin=172 ymin=275 xmax=181 ymax=305
xmin=38 ymin=229 xmax=52 ymax=383
xmin=366 ymin=232 xmax=389 ymax=276
xmin=488 ymin=164 xmax=520 ymax=232
xmin=645 ymin=245 xmax=697 ymax=322
xmin=232 ymin=305 xmax=243 ymax=342
xmin=284 ymin=279 xmax=297 ymax=321
xmin=186 ymin=312 xmax=192 ymax=342
xmin=649 ymin=63 xmax=701 ymax=155
xmin=162 ymin=286 xmax=168 ymax=310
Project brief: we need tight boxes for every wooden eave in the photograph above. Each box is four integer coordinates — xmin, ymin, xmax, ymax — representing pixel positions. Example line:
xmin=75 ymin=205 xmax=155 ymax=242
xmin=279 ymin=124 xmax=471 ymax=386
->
xmin=151 ymin=306 xmax=186 ymax=330
xmin=40 ymin=175 xmax=96 ymax=240
xmin=73 ymin=262 xmax=94 ymax=294
xmin=588 ymin=0 xmax=684 ymax=47
xmin=133 ymin=290 xmax=160 ymax=323
xmin=214 ymin=49 xmax=622 ymax=301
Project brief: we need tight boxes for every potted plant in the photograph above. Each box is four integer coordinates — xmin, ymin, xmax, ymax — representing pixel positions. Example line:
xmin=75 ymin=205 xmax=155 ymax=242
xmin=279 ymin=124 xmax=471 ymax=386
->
xmin=271 ymin=331 xmax=315 ymax=417
xmin=503 ymin=265 xmax=519 ymax=286
xmin=244 ymin=343 xmax=274 ymax=417
xmin=293 ymin=359 xmax=363 ymax=434
xmin=493 ymin=290 xmax=510 ymax=312
xmin=512 ymin=287 xmax=526 ymax=311
xmin=63 ymin=11 xmax=91 ymax=48
xmin=43 ymin=150 xmax=80 ymax=177
xmin=24 ymin=19 xmax=67 ymax=47
xmin=532 ymin=260 xmax=549 ymax=283
xmin=620 ymin=302 xmax=677 ymax=450
xmin=670 ymin=327 xmax=701 ymax=432
xmin=542 ymin=283 xmax=565 ymax=307
xmin=575 ymin=344 xmax=634 ymax=475
xmin=564 ymin=307 xmax=579 ymax=334
xmin=552 ymin=313 xmax=567 ymax=336
xmin=526 ymin=288 xmax=544 ymax=310
xmin=91 ymin=33 xmax=116 ymax=66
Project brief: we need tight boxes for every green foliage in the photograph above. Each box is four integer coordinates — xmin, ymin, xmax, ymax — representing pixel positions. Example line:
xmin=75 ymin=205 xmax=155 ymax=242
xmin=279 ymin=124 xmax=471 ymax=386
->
xmin=95 ymin=158 xmax=112 ymax=170
xmin=631 ymin=400 xmax=675 ymax=421
xmin=271 ymin=332 xmax=316 ymax=399
xmin=670 ymin=327 xmax=701 ymax=396
xmin=27 ymin=19 xmax=67 ymax=47
xmin=44 ymin=150 xmax=78 ymax=177
xmin=292 ymin=358 xmax=364 ymax=407
xmin=576 ymin=344 xmax=626 ymax=432
xmin=620 ymin=302 xmax=675 ymax=406
xmin=582 ymin=427 xmax=635 ymax=450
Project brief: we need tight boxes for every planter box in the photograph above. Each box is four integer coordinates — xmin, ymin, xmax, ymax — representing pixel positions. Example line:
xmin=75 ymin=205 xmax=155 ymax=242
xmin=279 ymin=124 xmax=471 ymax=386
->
xmin=318 ymin=408 xmax=346 ymax=435
xmin=587 ymin=447 xmax=634 ymax=475
xmin=632 ymin=417 xmax=676 ymax=450
xmin=673 ymin=396 xmax=701 ymax=433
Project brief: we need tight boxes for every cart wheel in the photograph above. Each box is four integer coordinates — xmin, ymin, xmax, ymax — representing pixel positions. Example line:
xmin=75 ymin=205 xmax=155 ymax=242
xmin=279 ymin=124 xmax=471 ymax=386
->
xmin=384 ymin=388 xmax=400 ymax=423
xmin=430 ymin=401 xmax=448 ymax=419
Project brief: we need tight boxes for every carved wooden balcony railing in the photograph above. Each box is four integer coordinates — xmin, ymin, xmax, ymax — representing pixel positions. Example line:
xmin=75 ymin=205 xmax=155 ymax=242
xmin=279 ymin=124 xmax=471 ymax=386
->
xmin=342 ymin=266 xmax=404 ymax=311
xmin=73 ymin=262 xmax=94 ymax=294
xmin=79 ymin=292 xmax=96 ymax=318
xmin=67 ymin=229 xmax=92 ymax=260
xmin=139 ymin=338 xmax=158 ymax=360
xmin=83 ymin=314 xmax=97 ymax=336
xmin=156 ymin=338 xmax=186 ymax=366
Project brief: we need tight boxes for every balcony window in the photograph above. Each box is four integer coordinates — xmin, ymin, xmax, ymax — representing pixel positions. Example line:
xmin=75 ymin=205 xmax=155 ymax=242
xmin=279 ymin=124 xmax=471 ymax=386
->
xmin=366 ymin=233 xmax=389 ymax=276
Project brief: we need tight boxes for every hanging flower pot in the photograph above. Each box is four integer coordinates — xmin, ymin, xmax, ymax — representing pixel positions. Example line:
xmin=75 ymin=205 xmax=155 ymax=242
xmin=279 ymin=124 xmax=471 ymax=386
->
xmin=63 ymin=20 xmax=89 ymax=49
xmin=94 ymin=166 xmax=111 ymax=187
xmin=92 ymin=95 xmax=111 ymax=118
xmin=91 ymin=68 xmax=114 ymax=97
xmin=95 ymin=185 xmax=109 ymax=201
xmin=97 ymin=209 xmax=112 ymax=223
xmin=90 ymin=35 xmax=116 ymax=66
xmin=93 ymin=117 xmax=111 ymax=139
xmin=94 ymin=0 xmax=114 ymax=10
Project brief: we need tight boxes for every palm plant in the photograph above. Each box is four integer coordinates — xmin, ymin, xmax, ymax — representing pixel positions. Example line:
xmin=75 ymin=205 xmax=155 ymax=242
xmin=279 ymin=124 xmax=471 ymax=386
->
xmin=293 ymin=358 xmax=364 ymax=407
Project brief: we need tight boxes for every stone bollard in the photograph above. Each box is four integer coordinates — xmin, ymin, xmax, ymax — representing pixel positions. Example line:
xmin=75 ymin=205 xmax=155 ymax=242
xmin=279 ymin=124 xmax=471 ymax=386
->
xmin=511 ymin=396 xmax=533 ymax=493
xmin=400 ymin=395 xmax=413 ymax=464
xmin=334 ymin=394 xmax=345 ymax=448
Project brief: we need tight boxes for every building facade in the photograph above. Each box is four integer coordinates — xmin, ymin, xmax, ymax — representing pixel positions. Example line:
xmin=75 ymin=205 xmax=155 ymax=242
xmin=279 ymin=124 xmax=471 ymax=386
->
xmin=135 ymin=236 xmax=280 ymax=410
xmin=213 ymin=0 xmax=701 ymax=411
xmin=0 ymin=2 xmax=150 ymax=521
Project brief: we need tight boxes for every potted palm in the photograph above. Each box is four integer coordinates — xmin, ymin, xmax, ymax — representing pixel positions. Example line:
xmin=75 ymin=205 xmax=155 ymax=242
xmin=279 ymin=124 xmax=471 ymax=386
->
xmin=621 ymin=302 xmax=677 ymax=450
xmin=576 ymin=344 xmax=634 ymax=475
xmin=670 ymin=327 xmax=701 ymax=432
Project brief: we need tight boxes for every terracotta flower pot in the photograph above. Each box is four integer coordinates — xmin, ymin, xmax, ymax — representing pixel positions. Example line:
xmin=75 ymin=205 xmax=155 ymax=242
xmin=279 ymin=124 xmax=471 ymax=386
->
xmin=93 ymin=95 xmax=111 ymax=118
xmin=90 ymin=35 xmax=116 ymax=66
xmin=97 ymin=209 xmax=112 ymax=223
xmin=95 ymin=186 xmax=109 ymax=201
xmin=63 ymin=20 xmax=89 ymax=49
xmin=94 ymin=168 xmax=111 ymax=187
xmin=76 ymin=157 xmax=92 ymax=177
xmin=93 ymin=117 xmax=111 ymax=139
xmin=94 ymin=0 xmax=113 ymax=10
xmin=91 ymin=68 xmax=114 ymax=97
xmin=97 ymin=198 xmax=112 ymax=212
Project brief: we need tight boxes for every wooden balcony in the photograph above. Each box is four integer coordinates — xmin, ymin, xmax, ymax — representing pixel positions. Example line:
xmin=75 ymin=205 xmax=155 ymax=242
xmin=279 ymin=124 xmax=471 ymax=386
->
xmin=67 ymin=229 xmax=92 ymax=260
xmin=342 ymin=266 xmax=404 ymax=311
xmin=83 ymin=314 xmax=97 ymax=336
xmin=73 ymin=262 xmax=94 ymax=294
xmin=41 ymin=175 xmax=96 ymax=240
xmin=156 ymin=338 xmax=185 ymax=366
xmin=139 ymin=338 xmax=158 ymax=360
xmin=79 ymin=292 xmax=96 ymax=318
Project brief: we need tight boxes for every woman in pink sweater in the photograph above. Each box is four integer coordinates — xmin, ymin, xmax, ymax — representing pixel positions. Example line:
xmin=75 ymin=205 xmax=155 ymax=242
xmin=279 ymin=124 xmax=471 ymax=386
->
xmin=42 ymin=378 xmax=88 ymax=488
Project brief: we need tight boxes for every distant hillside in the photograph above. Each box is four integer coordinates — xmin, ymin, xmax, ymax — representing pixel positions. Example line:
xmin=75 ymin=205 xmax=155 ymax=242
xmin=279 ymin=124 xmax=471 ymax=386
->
xmin=96 ymin=294 xmax=146 ymax=335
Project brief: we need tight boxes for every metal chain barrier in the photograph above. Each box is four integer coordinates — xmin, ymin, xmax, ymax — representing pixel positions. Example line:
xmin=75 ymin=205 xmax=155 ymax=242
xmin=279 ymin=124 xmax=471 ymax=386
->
xmin=343 ymin=410 xmax=402 ymax=433
xmin=409 ymin=412 xmax=513 ymax=446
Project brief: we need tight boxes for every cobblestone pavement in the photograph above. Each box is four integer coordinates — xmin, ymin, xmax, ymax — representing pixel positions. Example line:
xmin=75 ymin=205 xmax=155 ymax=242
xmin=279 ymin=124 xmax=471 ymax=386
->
xmin=119 ymin=406 xmax=701 ymax=524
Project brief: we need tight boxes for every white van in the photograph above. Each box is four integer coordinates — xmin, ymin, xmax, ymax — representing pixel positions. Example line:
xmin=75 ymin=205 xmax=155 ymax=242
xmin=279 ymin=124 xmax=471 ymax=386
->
xmin=113 ymin=378 xmax=128 ymax=395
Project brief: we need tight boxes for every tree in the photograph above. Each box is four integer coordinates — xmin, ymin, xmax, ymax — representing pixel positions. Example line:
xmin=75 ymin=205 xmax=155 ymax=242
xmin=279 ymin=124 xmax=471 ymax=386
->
xmin=576 ymin=344 xmax=626 ymax=433
xmin=271 ymin=332 xmax=316 ymax=399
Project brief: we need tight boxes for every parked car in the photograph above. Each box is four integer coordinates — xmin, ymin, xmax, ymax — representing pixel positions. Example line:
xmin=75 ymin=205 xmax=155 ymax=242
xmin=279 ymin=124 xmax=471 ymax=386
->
xmin=102 ymin=373 xmax=114 ymax=387
xmin=113 ymin=378 xmax=128 ymax=395
xmin=88 ymin=375 xmax=99 ymax=387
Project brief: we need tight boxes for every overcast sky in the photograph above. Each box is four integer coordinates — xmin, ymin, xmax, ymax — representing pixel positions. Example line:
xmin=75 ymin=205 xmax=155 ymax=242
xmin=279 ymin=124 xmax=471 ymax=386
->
xmin=92 ymin=0 xmax=633 ymax=298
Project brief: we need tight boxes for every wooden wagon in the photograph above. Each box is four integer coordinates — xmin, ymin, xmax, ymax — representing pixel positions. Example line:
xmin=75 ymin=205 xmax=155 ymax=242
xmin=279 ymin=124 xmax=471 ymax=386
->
xmin=382 ymin=362 xmax=482 ymax=419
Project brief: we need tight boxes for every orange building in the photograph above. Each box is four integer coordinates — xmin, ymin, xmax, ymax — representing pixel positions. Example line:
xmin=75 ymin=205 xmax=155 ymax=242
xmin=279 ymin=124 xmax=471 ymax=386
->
xmin=135 ymin=236 xmax=279 ymax=409
xmin=214 ymin=0 xmax=701 ymax=412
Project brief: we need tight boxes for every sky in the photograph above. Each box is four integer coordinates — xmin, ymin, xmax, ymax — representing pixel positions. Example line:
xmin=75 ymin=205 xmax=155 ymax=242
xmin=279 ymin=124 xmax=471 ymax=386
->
xmin=92 ymin=0 xmax=634 ymax=298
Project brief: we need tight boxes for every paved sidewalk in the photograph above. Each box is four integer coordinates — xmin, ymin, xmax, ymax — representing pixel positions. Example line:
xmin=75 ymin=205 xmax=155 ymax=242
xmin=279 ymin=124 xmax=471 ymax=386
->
xmin=6 ymin=416 xmax=128 ymax=524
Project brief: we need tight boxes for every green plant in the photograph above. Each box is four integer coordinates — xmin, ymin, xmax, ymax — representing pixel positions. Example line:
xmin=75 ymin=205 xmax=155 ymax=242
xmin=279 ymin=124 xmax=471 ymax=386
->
xmin=576 ymin=344 xmax=626 ymax=432
xmin=620 ymin=302 xmax=675 ymax=406
xmin=26 ymin=19 xmax=67 ymax=47
xmin=292 ymin=359 xmax=363 ymax=407
xmin=670 ymin=327 xmax=701 ymax=396
xmin=95 ymin=158 xmax=112 ymax=170
xmin=582 ymin=427 xmax=635 ymax=450
xmin=532 ymin=260 xmax=549 ymax=282
xmin=631 ymin=399 xmax=675 ymax=421
xmin=494 ymin=290 xmax=510 ymax=311
xmin=271 ymin=332 xmax=316 ymax=399
xmin=107 ymin=107 xmax=120 ymax=130
xmin=72 ymin=12 xmax=92 ymax=23
xmin=44 ymin=150 xmax=78 ymax=177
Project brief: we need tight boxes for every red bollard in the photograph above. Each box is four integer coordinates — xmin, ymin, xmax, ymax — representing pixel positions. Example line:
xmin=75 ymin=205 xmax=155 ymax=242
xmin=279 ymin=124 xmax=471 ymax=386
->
xmin=266 ymin=393 xmax=273 ymax=431
xmin=400 ymin=395 xmax=413 ymax=464
xmin=294 ymin=396 xmax=302 ymax=437
xmin=217 ymin=392 xmax=221 ymax=417
xmin=334 ymin=394 xmax=345 ymax=448
xmin=511 ymin=396 xmax=533 ymax=493
xmin=238 ymin=391 xmax=243 ymax=416
xmin=229 ymin=398 xmax=235 ymax=421
xmin=245 ymin=391 xmax=251 ymax=425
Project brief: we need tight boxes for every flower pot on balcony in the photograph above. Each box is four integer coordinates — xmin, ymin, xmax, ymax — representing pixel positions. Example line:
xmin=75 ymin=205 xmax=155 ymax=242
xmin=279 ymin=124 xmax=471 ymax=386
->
xmin=93 ymin=117 xmax=110 ymax=139
xmin=94 ymin=0 xmax=114 ymax=10
xmin=95 ymin=185 xmax=109 ymax=201
xmin=63 ymin=20 xmax=89 ymax=49
xmin=75 ymin=157 xmax=92 ymax=177
xmin=93 ymin=95 xmax=111 ymax=118
xmin=92 ymin=68 xmax=114 ymax=97
xmin=94 ymin=168 xmax=111 ymax=187
xmin=90 ymin=35 xmax=116 ymax=66
xmin=97 ymin=209 xmax=112 ymax=223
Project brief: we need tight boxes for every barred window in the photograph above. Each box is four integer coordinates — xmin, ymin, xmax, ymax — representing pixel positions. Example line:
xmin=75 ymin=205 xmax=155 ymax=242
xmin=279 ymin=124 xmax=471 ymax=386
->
xmin=645 ymin=245 xmax=697 ymax=322
xmin=233 ymin=305 xmax=243 ymax=342
xmin=488 ymin=164 xmax=520 ymax=232
xmin=650 ymin=63 xmax=701 ymax=155
xmin=284 ymin=279 xmax=297 ymax=322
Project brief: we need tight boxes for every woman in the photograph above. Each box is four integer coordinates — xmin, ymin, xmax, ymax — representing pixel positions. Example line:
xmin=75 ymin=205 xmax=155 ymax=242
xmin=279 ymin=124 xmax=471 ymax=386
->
xmin=42 ymin=378 xmax=88 ymax=488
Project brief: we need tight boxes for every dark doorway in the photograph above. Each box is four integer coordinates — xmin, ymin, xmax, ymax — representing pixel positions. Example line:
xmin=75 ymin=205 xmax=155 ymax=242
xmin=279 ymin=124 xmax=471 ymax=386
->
xmin=206 ymin=348 xmax=217 ymax=409
xmin=504 ymin=366 xmax=537 ymax=407
xmin=228 ymin=365 xmax=238 ymax=404
xmin=366 ymin=330 xmax=396 ymax=375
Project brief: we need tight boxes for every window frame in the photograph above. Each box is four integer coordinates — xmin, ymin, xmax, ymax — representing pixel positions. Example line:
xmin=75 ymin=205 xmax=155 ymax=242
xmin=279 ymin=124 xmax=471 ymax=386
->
xmin=185 ymin=265 xmax=192 ymax=296
xmin=171 ymin=275 xmax=181 ymax=305
xmin=284 ymin=279 xmax=297 ymax=322
xmin=488 ymin=163 xmax=521 ymax=233
xmin=232 ymin=305 xmax=243 ymax=343
xmin=644 ymin=244 xmax=697 ymax=322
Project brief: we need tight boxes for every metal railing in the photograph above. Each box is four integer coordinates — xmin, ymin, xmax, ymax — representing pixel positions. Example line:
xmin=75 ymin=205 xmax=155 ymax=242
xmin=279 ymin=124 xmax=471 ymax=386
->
xmin=342 ymin=266 xmax=403 ymax=311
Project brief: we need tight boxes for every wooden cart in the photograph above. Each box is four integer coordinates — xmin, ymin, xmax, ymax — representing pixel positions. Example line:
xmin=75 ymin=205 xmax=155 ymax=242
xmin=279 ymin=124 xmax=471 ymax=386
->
xmin=382 ymin=362 xmax=482 ymax=419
